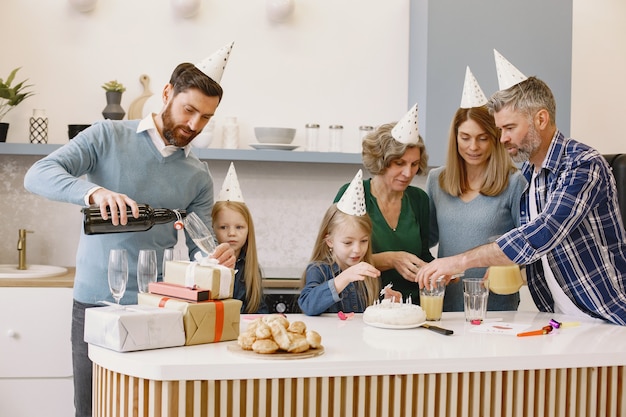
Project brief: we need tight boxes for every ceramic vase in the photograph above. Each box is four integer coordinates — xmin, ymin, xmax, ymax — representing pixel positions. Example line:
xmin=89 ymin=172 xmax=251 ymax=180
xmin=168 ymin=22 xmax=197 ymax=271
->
xmin=102 ymin=91 xmax=125 ymax=120
xmin=29 ymin=109 xmax=48 ymax=144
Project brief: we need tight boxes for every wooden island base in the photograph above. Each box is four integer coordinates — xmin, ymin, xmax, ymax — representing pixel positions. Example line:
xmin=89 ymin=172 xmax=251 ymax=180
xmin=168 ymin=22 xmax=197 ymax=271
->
xmin=93 ymin=363 xmax=624 ymax=417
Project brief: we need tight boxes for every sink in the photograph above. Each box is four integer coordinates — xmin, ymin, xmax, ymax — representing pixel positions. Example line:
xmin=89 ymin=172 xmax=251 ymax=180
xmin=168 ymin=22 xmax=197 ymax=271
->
xmin=0 ymin=264 xmax=68 ymax=279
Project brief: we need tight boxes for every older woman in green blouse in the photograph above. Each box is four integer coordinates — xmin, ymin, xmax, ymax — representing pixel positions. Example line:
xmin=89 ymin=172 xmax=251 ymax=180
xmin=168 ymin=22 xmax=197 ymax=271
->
xmin=334 ymin=119 xmax=433 ymax=303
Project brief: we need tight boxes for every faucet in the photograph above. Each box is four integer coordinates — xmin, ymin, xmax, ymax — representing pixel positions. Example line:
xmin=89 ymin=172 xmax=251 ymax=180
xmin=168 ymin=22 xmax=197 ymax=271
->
xmin=17 ymin=229 xmax=33 ymax=270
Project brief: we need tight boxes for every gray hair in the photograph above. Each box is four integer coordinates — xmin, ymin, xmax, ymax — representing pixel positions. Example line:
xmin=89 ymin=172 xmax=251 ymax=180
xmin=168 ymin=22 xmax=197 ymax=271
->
xmin=487 ymin=76 xmax=556 ymax=125
xmin=362 ymin=123 xmax=428 ymax=176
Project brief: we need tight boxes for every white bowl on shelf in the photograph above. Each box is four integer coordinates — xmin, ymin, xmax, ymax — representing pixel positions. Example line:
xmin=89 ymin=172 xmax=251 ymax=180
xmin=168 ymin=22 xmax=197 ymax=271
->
xmin=254 ymin=127 xmax=296 ymax=144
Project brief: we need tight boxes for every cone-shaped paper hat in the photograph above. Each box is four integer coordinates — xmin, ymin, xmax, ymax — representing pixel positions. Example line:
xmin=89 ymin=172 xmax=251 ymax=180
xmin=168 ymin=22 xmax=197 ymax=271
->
xmin=494 ymin=49 xmax=527 ymax=91
xmin=195 ymin=42 xmax=234 ymax=84
xmin=460 ymin=66 xmax=488 ymax=108
xmin=391 ymin=103 xmax=420 ymax=145
xmin=337 ymin=169 xmax=366 ymax=216
xmin=217 ymin=162 xmax=245 ymax=202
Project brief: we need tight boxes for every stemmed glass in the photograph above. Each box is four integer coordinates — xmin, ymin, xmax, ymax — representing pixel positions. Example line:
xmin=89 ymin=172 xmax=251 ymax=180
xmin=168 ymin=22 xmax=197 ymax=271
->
xmin=137 ymin=249 xmax=157 ymax=293
xmin=162 ymin=247 xmax=175 ymax=279
xmin=108 ymin=249 xmax=128 ymax=304
xmin=183 ymin=212 xmax=217 ymax=256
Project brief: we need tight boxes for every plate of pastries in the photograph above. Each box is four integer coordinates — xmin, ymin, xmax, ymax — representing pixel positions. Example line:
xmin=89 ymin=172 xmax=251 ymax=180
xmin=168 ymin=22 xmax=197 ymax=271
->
xmin=229 ymin=314 xmax=324 ymax=359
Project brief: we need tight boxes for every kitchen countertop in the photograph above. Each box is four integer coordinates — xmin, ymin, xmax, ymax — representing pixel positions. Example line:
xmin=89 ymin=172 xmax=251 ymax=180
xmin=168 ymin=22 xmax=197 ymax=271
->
xmin=88 ymin=311 xmax=626 ymax=382
xmin=0 ymin=267 xmax=75 ymax=288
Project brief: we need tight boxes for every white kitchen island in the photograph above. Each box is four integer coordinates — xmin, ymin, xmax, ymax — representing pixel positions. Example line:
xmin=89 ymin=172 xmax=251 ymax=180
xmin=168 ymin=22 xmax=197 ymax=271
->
xmin=89 ymin=311 xmax=626 ymax=417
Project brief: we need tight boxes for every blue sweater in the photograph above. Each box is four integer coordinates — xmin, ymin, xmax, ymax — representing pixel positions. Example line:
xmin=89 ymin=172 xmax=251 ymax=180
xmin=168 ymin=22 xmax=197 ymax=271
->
xmin=24 ymin=120 xmax=214 ymax=304
xmin=426 ymin=166 xmax=526 ymax=311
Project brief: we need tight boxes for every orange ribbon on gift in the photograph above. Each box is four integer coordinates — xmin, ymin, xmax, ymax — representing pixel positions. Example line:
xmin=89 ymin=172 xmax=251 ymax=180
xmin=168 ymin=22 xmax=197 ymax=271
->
xmin=158 ymin=297 xmax=225 ymax=342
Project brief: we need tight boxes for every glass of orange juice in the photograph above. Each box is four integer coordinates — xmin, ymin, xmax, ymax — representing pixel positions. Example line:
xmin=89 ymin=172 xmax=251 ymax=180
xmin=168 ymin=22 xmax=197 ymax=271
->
xmin=420 ymin=278 xmax=446 ymax=321
xmin=487 ymin=265 xmax=523 ymax=295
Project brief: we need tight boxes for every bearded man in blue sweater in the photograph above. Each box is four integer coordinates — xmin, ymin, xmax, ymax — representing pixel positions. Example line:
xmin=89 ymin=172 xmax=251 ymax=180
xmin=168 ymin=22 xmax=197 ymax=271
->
xmin=24 ymin=44 xmax=236 ymax=417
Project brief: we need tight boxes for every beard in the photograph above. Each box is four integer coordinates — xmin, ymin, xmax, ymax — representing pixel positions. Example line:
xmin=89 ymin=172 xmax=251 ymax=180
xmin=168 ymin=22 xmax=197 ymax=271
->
xmin=510 ymin=124 xmax=542 ymax=163
xmin=161 ymin=103 xmax=198 ymax=147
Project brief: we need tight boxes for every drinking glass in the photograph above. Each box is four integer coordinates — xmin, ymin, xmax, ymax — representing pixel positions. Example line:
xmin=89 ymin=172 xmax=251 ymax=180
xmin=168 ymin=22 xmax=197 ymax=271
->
xmin=420 ymin=278 xmax=446 ymax=321
xmin=487 ymin=265 xmax=523 ymax=295
xmin=183 ymin=212 xmax=217 ymax=255
xmin=162 ymin=247 xmax=175 ymax=279
xmin=463 ymin=278 xmax=489 ymax=323
xmin=108 ymin=249 xmax=128 ymax=304
xmin=137 ymin=249 xmax=157 ymax=293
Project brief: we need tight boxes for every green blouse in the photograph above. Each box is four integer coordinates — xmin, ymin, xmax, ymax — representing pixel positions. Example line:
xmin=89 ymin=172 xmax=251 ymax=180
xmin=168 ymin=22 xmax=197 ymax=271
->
xmin=334 ymin=179 xmax=433 ymax=303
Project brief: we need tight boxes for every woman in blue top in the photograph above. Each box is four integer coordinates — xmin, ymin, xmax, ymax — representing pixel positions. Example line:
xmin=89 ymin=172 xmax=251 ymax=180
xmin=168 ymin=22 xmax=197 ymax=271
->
xmin=426 ymin=68 xmax=526 ymax=311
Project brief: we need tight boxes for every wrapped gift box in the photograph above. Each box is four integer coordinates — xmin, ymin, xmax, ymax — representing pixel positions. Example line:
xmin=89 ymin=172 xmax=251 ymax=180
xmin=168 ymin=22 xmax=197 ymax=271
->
xmin=138 ymin=292 xmax=242 ymax=345
xmin=84 ymin=305 xmax=185 ymax=352
xmin=164 ymin=260 xmax=234 ymax=300
xmin=148 ymin=282 xmax=210 ymax=302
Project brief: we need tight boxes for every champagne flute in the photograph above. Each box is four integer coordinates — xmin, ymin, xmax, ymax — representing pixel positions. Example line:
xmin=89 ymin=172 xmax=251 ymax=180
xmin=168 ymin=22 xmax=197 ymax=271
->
xmin=108 ymin=249 xmax=128 ymax=304
xmin=162 ymin=247 xmax=175 ymax=279
xmin=137 ymin=249 xmax=157 ymax=293
xmin=183 ymin=212 xmax=217 ymax=256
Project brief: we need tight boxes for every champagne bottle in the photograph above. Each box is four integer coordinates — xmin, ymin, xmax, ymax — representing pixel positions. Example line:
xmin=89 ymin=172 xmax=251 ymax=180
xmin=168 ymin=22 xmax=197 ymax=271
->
xmin=82 ymin=204 xmax=187 ymax=235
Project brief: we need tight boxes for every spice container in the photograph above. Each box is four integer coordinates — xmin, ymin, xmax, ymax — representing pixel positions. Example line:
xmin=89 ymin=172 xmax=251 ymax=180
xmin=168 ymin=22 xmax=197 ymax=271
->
xmin=359 ymin=125 xmax=374 ymax=141
xmin=329 ymin=125 xmax=343 ymax=152
xmin=305 ymin=123 xmax=320 ymax=152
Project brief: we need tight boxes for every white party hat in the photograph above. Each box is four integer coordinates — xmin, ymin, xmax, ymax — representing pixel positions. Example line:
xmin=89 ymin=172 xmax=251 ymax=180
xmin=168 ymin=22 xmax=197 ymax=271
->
xmin=460 ymin=66 xmax=488 ymax=108
xmin=195 ymin=42 xmax=234 ymax=84
xmin=217 ymin=162 xmax=245 ymax=202
xmin=494 ymin=49 xmax=527 ymax=91
xmin=391 ymin=103 xmax=420 ymax=145
xmin=337 ymin=169 xmax=366 ymax=216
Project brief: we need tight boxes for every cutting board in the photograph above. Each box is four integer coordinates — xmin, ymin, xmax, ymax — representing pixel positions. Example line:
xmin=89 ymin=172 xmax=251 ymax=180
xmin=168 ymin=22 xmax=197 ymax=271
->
xmin=226 ymin=342 xmax=324 ymax=360
xmin=127 ymin=74 xmax=153 ymax=119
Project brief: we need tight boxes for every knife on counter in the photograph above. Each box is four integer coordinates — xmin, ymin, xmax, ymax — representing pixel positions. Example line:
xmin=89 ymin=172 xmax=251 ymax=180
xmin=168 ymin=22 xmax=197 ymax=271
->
xmin=421 ymin=323 xmax=454 ymax=335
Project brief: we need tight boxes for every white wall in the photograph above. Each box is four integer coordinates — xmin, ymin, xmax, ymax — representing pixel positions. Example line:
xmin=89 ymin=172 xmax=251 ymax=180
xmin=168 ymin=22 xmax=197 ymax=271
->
xmin=570 ymin=0 xmax=626 ymax=153
xmin=1 ymin=0 xmax=409 ymax=152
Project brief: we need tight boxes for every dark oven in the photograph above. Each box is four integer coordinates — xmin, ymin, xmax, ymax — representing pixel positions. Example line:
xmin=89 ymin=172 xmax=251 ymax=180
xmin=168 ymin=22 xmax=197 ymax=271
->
xmin=262 ymin=273 xmax=302 ymax=314
xmin=264 ymin=288 xmax=301 ymax=314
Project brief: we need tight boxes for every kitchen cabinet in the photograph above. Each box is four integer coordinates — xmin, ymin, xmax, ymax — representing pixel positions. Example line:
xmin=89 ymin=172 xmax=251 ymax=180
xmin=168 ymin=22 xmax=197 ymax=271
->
xmin=0 ymin=143 xmax=362 ymax=165
xmin=0 ymin=287 xmax=74 ymax=417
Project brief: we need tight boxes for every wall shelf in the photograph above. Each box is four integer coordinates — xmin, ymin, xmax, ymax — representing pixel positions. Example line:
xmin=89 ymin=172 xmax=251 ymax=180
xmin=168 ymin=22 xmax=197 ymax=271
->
xmin=0 ymin=143 xmax=363 ymax=164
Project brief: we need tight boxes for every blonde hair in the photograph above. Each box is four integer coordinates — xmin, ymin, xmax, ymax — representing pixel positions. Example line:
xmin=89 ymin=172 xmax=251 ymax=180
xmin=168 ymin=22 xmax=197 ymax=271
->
xmin=439 ymin=106 xmax=517 ymax=196
xmin=300 ymin=204 xmax=380 ymax=307
xmin=362 ymin=123 xmax=429 ymax=176
xmin=211 ymin=201 xmax=263 ymax=313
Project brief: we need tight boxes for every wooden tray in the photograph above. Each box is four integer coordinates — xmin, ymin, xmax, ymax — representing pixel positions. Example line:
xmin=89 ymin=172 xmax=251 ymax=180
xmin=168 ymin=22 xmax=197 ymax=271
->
xmin=227 ymin=342 xmax=325 ymax=360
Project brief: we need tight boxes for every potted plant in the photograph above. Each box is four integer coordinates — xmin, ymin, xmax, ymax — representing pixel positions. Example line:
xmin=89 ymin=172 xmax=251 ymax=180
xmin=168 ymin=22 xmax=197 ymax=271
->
xmin=101 ymin=79 xmax=126 ymax=120
xmin=0 ymin=67 xmax=35 ymax=142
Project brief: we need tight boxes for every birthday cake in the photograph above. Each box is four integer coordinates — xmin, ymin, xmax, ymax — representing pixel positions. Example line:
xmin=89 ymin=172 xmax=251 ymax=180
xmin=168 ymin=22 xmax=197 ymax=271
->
xmin=363 ymin=299 xmax=426 ymax=327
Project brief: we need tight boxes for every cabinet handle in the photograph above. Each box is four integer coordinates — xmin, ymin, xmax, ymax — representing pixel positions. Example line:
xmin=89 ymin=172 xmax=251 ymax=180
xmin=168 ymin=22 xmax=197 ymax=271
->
xmin=6 ymin=329 xmax=17 ymax=338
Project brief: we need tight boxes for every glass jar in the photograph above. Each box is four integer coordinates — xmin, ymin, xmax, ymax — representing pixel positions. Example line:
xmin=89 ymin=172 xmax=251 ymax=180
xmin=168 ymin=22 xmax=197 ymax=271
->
xmin=329 ymin=125 xmax=343 ymax=152
xmin=305 ymin=123 xmax=320 ymax=152
xmin=359 ymin=125 xmax=374 ymax=141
